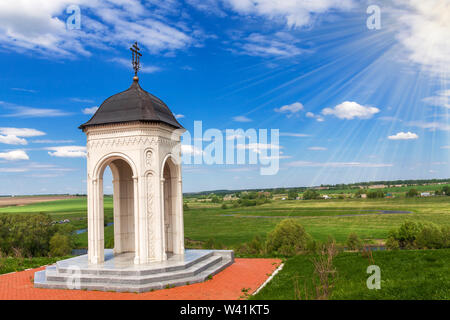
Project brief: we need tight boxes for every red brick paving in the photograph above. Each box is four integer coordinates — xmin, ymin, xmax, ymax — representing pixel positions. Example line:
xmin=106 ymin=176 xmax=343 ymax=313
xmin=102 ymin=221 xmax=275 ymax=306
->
xmin=0 ymin=258 xmax=281 ymax=300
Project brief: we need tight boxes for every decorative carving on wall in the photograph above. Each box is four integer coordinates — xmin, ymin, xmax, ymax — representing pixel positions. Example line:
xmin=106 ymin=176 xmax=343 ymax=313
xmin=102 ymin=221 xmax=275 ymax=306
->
xmin=145 ymin=149 xmax=153 ymax=167
xmin=88 ymin=136 xmax=178 ymax=149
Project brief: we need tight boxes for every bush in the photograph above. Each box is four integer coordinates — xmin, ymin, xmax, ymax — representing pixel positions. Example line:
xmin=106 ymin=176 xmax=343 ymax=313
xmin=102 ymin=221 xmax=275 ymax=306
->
xmin=49 ymin=233 xmax=72 ymax=257
xmin=406 ymin=189 xmax=419 ymax=198
xmin=287 ymin=190 xmax=298 ymax=200
xmin=346 ymin=233 xmax=363 ymax=251
xmin=0 ymin=213 xmax=55 ymax=257
xmin=221 ymin=203 xmax=228 ymax=210
xmin=416 ymin=223 xmax=444 ymax=249
xmin=236 ymin=236 xmax=266 ymax=255
xmin=183 ymin=203 xmax=190 ymax=211
xmin=367 ymin=190 xmax=385 ymax=199
xmin=266 ymin=219 xmax=311 ymax=256
xmin=386 ymin=221 xmax=450 ymax=250
xmin=302 ymin=190 xmax=320 ymax=200
xmin=203 ymin=238 xmax=224 ymax=250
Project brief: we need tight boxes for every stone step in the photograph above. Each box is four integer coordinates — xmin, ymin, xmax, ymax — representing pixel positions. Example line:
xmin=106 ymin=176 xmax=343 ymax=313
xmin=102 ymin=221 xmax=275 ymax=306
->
xmin=34 ymin=254 xmax=234 ymax=293
xmin=56 ymin=250 xmax=215 ymax=276
xmin=45 ymin=255 xmax=222 ymax=285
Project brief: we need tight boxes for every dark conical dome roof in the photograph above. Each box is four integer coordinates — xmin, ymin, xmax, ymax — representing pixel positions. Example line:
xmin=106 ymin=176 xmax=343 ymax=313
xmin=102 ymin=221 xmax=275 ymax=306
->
xmin=79 ymin=79 xmax=183 ymax=130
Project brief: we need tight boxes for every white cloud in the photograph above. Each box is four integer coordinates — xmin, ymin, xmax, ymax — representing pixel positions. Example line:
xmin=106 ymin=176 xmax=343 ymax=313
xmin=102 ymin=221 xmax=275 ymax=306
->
xmin=33 ymin=139 xmax=75 ymax=144
xmin=0 ymin=150 xmax=29 ymax=161
xmin=175 ymin=114 xmax=185 ymax=119
xmin=408 ymin=120 xmax=450 ymax=131
xmin=224 ymin=0 xmax=355 ymax=28
xmin=0 ymin=102 xmax=71 ymax=117
xmin=280 ymin=132 xmax=311 ymax=137
xmin=322 ymin=101 xmax=380 ymax=120
xmin=287 ymin=161 xmax=392 ymax=168
xmin=11 ymin=87 xmax=37 ymax=93
xmin=306 ymin=111 xmax=324 ymax=122
xmin=441 ymin=146 xmax=450 ymax=149
xmin=275 ymin=102 xmax=304 ymax=115
xmin=233 ymin=115 xmax=252 ymax=122
xmin=47 ymin=146 xmax=87 ymax=158
xmin=0 ymin=0 xmax=197 ymax=58
xmin=0 ymin=135 xmax=27 ymax=145
xmin=308 ymin=146 xmax=327 ymax=151
xmin=82 ymin=106 xmax=99 ymax=115
xmin=422 ymin=90 xmax=450 ymax=109
xmin=388 ymin=132 xmax=419 ymax=140
xmin=0 ymin=128 xmax=45 ymax=137
xmin=0 ymin=127 xmax=46 ymax=145
xmin=236 ymin=32 xmax=305 ymax=58
xmin=236 ymin=143 xmax=281 ymax=154
xmin=181 ymin=144 xmax=203 ymax=156
xmin=394 ymin=0 xmax=450 ymax=76
xmin=110 ymin=58 xmax=161 ymax=73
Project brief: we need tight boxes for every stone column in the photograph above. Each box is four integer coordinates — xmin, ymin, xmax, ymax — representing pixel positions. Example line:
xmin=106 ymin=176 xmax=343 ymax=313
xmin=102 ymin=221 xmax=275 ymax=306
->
xmin=175 ymin=175 xmax=185 ymax=255
xmin=88 ymin=178 xmax=104 ymax=264
xmin=159 ymin=178 xmax=167 ymax=261
xmin=133 ymin=175 xmax=141 ymax=264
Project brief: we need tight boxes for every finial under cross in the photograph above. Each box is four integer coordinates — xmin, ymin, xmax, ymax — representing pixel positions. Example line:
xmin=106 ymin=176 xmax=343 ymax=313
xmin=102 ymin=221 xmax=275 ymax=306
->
xmin=130 ymin=41 xmax=142 ymax=78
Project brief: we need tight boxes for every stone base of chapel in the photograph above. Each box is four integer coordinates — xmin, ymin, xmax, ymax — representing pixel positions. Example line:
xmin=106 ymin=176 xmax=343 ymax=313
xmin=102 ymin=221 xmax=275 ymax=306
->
xmin=34 ymin=249 xmax=234 ymax=293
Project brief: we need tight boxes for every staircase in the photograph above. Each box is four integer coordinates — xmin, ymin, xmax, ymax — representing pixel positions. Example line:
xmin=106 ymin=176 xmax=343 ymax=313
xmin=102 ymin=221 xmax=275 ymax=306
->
xmin=34 ymin=249 xmax=234 ymax=293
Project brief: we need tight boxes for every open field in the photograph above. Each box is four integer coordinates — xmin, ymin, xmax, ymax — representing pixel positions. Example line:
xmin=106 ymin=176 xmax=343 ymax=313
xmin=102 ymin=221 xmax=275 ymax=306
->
xmin=0 ymin=195 xmax=79 ymax=208
xmin=252 ymin=249 xmax=450 ymax=300
xmin=0 ymin=195 xmax=448 ymax=249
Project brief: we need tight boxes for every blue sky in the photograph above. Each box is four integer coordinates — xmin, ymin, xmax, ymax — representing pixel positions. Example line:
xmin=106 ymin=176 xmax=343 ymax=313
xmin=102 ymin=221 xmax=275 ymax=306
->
xmin=0 ymin=0 xmax=449 ymax=194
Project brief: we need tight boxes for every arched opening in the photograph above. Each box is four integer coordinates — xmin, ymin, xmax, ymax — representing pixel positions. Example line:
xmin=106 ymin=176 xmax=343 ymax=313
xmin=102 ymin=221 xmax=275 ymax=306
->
xmin=98 ymin=157 xmax=136 ymax=256
xmin=162 ymin=157 xmax=179 ymax=256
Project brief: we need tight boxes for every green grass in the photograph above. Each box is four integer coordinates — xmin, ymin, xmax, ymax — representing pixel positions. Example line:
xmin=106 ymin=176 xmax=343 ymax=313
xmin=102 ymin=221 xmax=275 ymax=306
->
xmin=252 ymin=249 xmax=450 ymax=300
xmin=1 ymin=196 xmax=449 ymax=249
xmin=0 ymin=256 xmax=71 ymax=275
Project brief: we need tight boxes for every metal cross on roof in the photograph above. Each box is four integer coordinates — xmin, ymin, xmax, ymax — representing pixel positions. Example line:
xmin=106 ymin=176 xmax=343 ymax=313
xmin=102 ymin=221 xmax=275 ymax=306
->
xmin=130 ymin=41 xmax=142 ymax=77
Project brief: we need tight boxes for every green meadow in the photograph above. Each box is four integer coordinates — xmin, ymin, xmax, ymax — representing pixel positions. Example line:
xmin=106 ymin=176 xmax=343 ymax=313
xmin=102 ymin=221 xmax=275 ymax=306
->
xmin=252 ymin=249 xmax=450 ymax=300
xmin=1 ymin=195 xmax=449 ymax=299
xmin=0 ymin=195 xmax=448 ymax=249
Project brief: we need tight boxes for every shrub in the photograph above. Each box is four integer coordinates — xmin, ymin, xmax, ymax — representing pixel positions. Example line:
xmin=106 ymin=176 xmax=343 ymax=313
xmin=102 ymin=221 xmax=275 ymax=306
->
xmin=367 ymin=190 xmax=385 ymax=199
xmin=406 ymin=189 xmax=419 ymax=198
xmin=386 ymin=221 xmax=422 ymax=249
xmin=287 ymin=190 xmax=298 ymax=200
xmin=49 ymin=233 xmax=72 ymax=257
xmin=302 ymin=190 xmax=320 ymax=200
xmin=221 ymin=203 xmax=228 ymax=210
xmin=0 ymin=213 xmax=55 ymax=257
xmin=346 ymin=233 xmax=363 ymax=251
xmin=386 ymin=221 xmax=450 ymax=250
xmin=416 ymin=223 xmax=444 ymax=249
xmin=203 ymin=238 xmax=224 ymax=250
xmin=266 ymin=219 xmax=311 ymax=256
xmin=183 ymin=203 xmax=190 ymax=211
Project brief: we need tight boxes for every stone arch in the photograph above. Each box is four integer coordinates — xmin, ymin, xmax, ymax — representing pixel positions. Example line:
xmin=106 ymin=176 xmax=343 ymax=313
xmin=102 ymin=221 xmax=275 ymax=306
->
xmin=90 ymin=153 xmax=139 ymax=264
xmin=161 ymin=154 xmax=183 ymax=256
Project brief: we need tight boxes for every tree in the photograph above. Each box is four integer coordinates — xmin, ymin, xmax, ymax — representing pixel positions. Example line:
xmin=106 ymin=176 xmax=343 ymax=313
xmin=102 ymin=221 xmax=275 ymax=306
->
xmin=406 ymin=188 xmax=419 ymax=198
xmin=266 ymin=219 xmax=312 ymax=256
xmin=287 ymin=190 xmax=298 ymax=200
xmin=302 ymin=189 xmax=319 ymax=200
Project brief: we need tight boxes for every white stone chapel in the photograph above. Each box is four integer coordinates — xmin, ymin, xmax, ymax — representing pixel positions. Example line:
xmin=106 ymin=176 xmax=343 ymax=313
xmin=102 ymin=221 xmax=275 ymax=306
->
xmin=79 ymin=43 xmax=185 ymax=265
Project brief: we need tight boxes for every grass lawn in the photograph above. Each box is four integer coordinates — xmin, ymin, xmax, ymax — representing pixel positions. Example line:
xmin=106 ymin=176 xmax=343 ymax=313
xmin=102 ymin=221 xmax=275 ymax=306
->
xmin=252 ymin=249 xmax=450 ymax=300
xmin=0 ymin=256 xmax=71 ymax=275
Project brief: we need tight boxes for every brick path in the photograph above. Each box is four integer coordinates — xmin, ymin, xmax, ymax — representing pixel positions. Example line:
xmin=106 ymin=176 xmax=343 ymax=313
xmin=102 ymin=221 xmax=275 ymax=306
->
xmin=0 ymin=258 xmax=281 ymax=300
